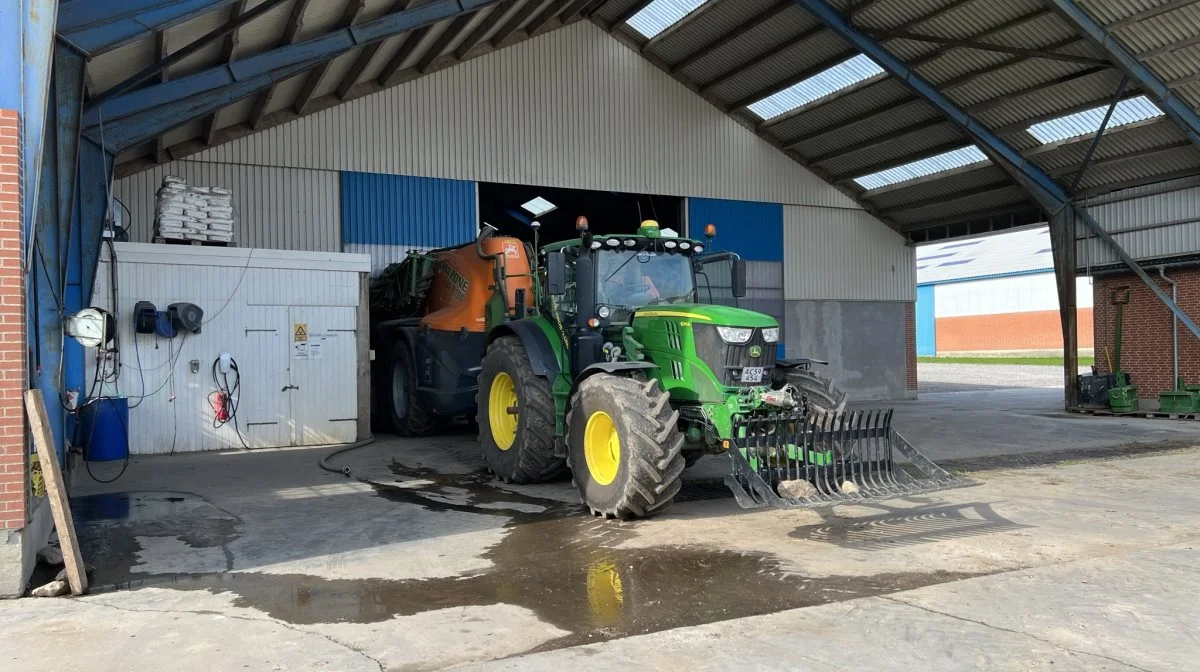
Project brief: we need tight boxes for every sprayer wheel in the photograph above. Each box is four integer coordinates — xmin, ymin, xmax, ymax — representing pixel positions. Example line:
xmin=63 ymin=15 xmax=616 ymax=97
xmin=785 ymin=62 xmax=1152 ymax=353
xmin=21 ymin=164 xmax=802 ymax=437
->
xmin=387 ymin=340 xmax=436 ymax=437
xmin=777 ymin=368 xmax=848 ymax=414
xmin=567 ymin=376 xmax=685 ymax=520
xmin=477 ymin=336 xmax=565 ymax=484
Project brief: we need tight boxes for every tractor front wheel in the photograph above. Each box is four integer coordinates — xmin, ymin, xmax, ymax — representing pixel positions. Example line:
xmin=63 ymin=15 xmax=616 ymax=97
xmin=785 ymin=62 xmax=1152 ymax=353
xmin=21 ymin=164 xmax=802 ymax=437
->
xmin=477 ymin=336 xmax=564 ymax=483
xmin=567 ymin=375 xmax=685 ymax=519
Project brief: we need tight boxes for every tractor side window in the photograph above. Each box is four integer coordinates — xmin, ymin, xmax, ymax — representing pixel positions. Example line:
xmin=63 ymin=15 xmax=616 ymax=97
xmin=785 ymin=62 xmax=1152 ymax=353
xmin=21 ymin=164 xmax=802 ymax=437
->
xmin=694 ymin=255 xmax=738 ymax=308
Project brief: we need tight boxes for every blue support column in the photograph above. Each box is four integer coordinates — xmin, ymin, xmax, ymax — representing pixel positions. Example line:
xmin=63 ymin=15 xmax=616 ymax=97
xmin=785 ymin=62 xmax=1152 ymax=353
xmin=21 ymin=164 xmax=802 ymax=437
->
xmin=791 ymin=0 xmax=1200 ymax=342
xmin=55 ymin=43 xmax=86 ymax=420
xmin=1046 ymin=0 xmax=1200 ymax=149
xmin=21 ymin=0 xmax=59 ymax=261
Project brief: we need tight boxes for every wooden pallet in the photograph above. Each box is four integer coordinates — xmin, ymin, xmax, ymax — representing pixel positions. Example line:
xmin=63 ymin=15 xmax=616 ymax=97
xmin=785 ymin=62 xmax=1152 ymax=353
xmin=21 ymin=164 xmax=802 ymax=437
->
xmin=1069 ymin=406 xmax=1200 ymax=420
xmin=153 ymin=236 xmax=236 ymax=247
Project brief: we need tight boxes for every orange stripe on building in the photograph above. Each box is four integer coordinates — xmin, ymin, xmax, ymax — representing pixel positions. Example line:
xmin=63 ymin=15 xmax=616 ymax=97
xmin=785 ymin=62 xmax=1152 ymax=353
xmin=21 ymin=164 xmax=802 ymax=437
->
xmin=936 ymin=308 xmax=1094 ymax=352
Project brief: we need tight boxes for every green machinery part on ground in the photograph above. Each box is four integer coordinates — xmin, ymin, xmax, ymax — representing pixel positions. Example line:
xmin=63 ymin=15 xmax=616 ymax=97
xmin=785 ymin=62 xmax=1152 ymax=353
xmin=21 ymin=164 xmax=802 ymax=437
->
xmin=468 ymin=218 xmax=964 ymax=519
xmin=1107 ymin=288 xmax=1139 ymax=414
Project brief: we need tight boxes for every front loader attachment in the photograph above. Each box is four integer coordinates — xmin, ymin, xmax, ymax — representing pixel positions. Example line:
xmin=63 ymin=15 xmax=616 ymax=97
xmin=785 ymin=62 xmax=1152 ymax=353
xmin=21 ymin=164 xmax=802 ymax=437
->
xmin=725 ymin=409 xmax=969 ymax=508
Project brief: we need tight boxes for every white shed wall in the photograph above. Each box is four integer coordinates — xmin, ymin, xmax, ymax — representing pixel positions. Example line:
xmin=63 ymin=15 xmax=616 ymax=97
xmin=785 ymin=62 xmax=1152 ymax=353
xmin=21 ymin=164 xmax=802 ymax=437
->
xmin=933 ymin=274 xmax=1094 ymax=318
xmin=112 ymin=160 xmax=341 ymax=251
xmin=783 ymin=205 xmax=916 ymax=302
xmin=183 ymin=21 xmax=860 ymax=210
xmin=89 ymin=243 xmax=370 ymax=454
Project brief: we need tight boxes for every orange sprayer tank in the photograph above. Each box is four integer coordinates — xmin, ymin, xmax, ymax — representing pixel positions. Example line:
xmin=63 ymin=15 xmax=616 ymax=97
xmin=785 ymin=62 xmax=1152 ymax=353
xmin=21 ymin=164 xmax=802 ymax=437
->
xmin=420 ymin=237 xmax=534 ymax=333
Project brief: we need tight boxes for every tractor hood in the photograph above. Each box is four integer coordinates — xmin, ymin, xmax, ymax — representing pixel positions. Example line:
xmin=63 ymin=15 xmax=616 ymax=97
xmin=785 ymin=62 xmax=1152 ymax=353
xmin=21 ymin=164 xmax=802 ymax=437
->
xmin=632 ymin=303 xmax=777 ymax=328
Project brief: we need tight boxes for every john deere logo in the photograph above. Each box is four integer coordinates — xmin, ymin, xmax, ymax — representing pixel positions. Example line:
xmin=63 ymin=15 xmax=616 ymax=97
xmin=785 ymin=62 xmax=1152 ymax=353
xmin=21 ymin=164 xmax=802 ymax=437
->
xmin=749 ymin=346 xmax=762 ymax=358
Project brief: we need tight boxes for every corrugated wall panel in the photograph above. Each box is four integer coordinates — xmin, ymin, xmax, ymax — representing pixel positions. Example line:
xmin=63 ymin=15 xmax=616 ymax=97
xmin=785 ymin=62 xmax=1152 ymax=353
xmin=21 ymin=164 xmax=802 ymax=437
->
xmin=1076 ymin=182 xmax=1200 ymax=269
xmin=184 ymin=21 xmax=859 ymax=210
xmin=933 ymin=275 xmax=1094 ymax=318
xmin=784 ymin=206 xmax=916 ymax=302
xmin=340 ymin=172 xmax=477 ymax=272
xmin=112 ymin=159 xmax=341 ymax=252
xmin=687 ymin=198 xmax=783 ymax=262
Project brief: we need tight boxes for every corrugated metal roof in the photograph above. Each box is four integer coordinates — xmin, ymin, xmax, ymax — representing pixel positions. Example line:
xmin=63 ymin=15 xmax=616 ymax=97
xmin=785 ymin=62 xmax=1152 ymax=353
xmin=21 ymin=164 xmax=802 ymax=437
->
xmin=855 ymin=145 xmax=989 ymax=190
xmin=916 ymin=226 xmax=1052 ymax=283
xmin=82 ymin=0 xmax=1200 ymax=243
xmin=1027 ymin=96 xmax=1165 ymax=143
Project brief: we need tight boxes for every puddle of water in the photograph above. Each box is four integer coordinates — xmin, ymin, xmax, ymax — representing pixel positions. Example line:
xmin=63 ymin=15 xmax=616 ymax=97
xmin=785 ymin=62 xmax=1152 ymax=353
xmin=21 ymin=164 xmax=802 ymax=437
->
xmin=73 ymin=467 xmax=979 ymax=649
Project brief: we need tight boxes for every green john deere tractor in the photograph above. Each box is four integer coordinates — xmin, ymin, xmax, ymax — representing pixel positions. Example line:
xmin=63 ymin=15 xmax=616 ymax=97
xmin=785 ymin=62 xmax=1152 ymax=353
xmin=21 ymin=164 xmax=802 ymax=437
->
xmin=478 ymin=218 xmax=961 ymax=519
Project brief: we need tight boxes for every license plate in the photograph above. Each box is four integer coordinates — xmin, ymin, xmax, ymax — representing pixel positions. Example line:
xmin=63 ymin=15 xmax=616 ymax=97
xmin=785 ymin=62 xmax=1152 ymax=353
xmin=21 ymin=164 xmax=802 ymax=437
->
xmin=741 ymin=367 xmax=765 ymax=383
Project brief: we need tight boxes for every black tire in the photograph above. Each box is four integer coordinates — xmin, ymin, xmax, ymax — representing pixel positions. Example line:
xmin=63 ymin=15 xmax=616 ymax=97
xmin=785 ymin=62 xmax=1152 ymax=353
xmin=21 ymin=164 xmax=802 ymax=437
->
xmin=386 ymin=340 xmax=435 ymax=436
xmin=567 ymin=376 xmax=685 ymax=519
xmin=683 ymin=451 xmax=705 ymax=468
xmin=777 ymin=368 xmax=848 ymax=414
xmin=477 ymin=336 xmax=564 ymax=483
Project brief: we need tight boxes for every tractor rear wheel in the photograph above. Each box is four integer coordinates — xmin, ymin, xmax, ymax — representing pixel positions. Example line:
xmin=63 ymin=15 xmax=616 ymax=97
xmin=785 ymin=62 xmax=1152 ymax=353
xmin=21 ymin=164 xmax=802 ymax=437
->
xmin=567 ymin=376 xmax=685 ymax=519
xmin=387 ymin=340 xmax=435 ymax=436
xmin=477 ymin=336 xmax=564 ymax=483
xmin=777 ymin=368 xmax=848 ymax=414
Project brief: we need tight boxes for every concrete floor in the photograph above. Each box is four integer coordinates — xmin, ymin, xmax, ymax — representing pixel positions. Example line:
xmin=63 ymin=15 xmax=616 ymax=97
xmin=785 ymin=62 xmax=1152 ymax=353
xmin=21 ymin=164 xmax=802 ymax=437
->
xmin=4 ymin=388 xmax=1200 ymax=670
xmin=917 ymin=362 xmax=1063 ymax=393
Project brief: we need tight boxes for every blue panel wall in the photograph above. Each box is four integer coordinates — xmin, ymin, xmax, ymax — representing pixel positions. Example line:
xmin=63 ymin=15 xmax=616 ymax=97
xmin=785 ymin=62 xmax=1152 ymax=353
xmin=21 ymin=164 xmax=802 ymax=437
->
xmin=916 ymin=284 xmax=936 ymax=356
xmin=687 ymin=197 xmax=783 ymax=262
xmin=340 ymin=172 xmax=477 ymax=272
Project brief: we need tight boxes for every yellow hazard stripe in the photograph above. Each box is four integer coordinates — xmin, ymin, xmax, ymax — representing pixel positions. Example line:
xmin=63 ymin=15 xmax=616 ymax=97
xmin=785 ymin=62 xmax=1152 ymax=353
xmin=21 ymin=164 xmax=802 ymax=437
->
xmin=636 ymin=310 xmax=712 ymax=321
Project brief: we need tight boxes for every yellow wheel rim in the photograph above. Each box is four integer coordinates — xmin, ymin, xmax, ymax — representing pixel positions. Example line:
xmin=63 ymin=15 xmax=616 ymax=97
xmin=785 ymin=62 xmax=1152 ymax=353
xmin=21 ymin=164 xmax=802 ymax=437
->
xmin=488 ymin=372 xmax=518 ymax=450
xmin=584 ymin=411 xmax=620 ymax=486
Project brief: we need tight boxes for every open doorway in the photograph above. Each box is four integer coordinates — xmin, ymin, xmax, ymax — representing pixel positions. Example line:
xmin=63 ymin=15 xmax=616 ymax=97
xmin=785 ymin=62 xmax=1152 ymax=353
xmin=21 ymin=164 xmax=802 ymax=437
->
xmin=478 ymin=182 xmax=684 ymax=245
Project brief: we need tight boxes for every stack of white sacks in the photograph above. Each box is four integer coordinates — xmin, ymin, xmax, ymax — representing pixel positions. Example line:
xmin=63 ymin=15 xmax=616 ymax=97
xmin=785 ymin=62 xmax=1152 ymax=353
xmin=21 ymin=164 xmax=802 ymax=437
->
xmin=154 ymin=175 xmax=236 ymax=244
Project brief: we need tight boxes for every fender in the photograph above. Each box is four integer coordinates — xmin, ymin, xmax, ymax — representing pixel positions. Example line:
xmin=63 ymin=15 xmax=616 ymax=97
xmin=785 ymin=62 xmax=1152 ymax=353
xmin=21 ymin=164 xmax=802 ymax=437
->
xmin=487 ymin=320 xmax=561 ymax=378
xmin=575 ymin=361 xmax=658 ymax=386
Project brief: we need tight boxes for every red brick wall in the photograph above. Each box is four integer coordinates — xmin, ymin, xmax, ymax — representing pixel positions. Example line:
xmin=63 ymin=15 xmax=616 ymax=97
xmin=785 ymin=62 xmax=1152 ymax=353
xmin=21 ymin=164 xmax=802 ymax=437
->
xmin=1094 ymin=268 xmax=1200 ymax=399
xmin=905 ymin=302 xmax=917 ymax=391
xmin=0 ymin=109 xmax=25 ymax=530
xmin=936 ymin=308 xmax=1095 ymax=352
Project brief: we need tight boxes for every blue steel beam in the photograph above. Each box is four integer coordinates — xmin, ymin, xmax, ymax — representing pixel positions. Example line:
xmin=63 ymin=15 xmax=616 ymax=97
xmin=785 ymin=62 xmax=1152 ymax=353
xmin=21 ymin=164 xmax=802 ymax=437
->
xmin=791 ymin=0 xmax=1200 ymax=341
xmin=87 ymin=0 xmax=293 ymax=107
xmin=1046 ymin=0 xmax=1200 ymax=149
xmin=59 ymin=0 xmax=236 ymax=56
xmin=22 ymin=0 xmax=58 ymax=267
xmin=82 ymin=0 xmax=499 ymax=131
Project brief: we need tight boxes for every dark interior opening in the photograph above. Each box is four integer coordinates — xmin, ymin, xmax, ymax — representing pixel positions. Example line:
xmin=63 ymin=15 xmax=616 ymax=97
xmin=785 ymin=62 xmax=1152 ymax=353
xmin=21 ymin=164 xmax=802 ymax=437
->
xmin=478 ymin=182 xmax=684 ymax=246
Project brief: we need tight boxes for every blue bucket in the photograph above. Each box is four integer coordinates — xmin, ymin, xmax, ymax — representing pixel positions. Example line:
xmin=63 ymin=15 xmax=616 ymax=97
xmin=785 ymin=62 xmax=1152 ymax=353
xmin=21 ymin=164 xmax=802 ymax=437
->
xmin=80 ymin=397 xmax=129 ymax=462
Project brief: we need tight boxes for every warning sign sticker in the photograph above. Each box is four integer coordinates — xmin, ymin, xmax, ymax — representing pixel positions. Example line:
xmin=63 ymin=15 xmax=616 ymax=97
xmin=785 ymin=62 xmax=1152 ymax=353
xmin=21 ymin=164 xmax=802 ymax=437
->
xmin=293 ymin=323 xmax=308 ymax=342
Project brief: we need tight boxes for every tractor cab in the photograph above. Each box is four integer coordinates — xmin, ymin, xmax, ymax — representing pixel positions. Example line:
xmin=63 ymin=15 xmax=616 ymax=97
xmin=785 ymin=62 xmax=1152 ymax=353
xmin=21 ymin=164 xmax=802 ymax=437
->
xmin=541 ymin=218 xmax=748 ymax=328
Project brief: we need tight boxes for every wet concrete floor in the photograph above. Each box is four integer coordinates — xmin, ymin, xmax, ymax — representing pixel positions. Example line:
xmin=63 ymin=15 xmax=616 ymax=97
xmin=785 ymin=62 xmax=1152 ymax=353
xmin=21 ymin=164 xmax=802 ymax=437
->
xmin=71 ymin=460 xmax=980 ymax=650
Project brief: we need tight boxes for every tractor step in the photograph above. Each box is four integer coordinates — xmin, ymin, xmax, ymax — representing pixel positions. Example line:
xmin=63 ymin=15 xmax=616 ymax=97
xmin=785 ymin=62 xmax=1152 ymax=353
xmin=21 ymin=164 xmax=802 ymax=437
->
xmin=725 ymin=409 xmax=970 ymax=509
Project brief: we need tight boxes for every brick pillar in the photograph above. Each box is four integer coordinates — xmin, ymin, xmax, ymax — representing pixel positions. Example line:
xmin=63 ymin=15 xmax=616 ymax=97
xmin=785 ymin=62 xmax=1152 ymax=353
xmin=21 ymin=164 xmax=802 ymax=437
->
xmin=0 ymin=109 xmax=25 ymax=532
xmin=905 ymin=301 xmax=917 ymax=394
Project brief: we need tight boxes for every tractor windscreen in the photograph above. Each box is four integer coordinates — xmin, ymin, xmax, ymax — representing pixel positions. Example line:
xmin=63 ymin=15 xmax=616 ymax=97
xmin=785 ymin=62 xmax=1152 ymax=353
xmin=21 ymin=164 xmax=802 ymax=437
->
xmin=596 ymin=249 xmax=695 ymax=321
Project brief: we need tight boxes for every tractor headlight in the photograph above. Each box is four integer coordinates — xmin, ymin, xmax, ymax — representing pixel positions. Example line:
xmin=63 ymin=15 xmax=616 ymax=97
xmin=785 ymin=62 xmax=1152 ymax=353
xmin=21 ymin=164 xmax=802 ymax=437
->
xmin=762 ymin=327 xmax=780 ymax=343
xmin=716 ymin=326 xmax=753 ymax=344
xmin=597 ymin=305 xmax=611 ymax=319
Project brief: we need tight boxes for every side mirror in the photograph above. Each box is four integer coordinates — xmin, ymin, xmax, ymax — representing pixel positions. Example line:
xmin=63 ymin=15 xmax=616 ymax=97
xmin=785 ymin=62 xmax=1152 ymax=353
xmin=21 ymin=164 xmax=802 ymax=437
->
xmin=732 ymin=259 xmax=747 ymax=298
xmin=547 ymin=251 xmax=567 ymax=296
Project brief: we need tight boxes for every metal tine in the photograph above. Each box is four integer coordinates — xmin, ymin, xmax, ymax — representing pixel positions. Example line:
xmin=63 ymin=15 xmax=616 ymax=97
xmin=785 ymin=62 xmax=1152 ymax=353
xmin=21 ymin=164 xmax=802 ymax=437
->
xmin=863 ymin=409 xmax=884 ymax=494
xmin=816 ymin=412 xmax=833 ymax=497
xmin=849 ymin=409 xmax=868 ymax=501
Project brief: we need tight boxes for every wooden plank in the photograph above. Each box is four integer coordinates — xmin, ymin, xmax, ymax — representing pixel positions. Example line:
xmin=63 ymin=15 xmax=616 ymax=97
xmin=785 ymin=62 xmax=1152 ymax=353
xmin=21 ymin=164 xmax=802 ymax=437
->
xmin=24 ymin=390 xmax=88 ymax=595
